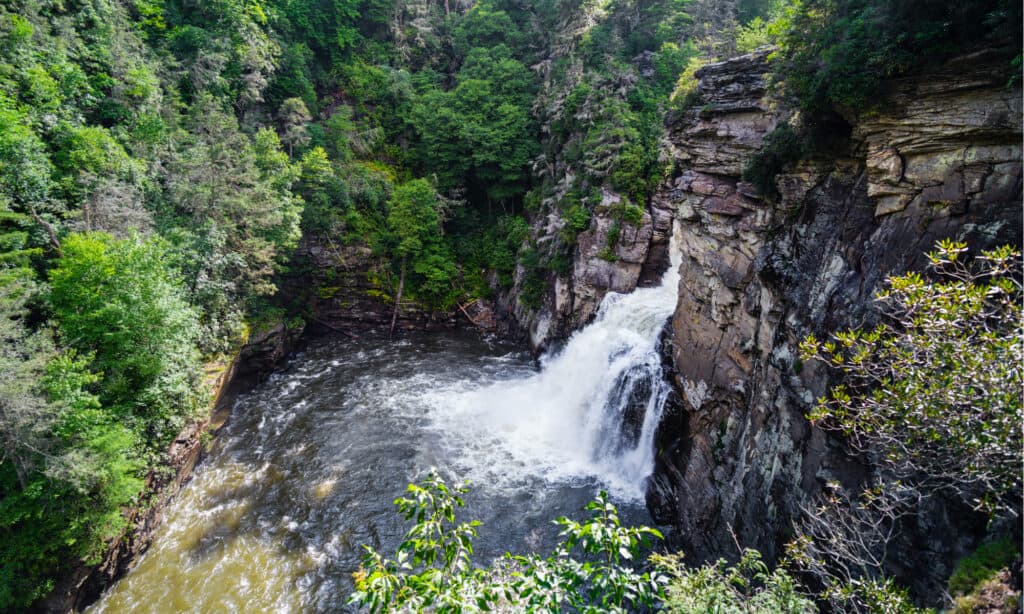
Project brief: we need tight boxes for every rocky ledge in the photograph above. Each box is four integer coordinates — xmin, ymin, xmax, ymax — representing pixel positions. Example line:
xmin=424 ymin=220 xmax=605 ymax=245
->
xmin=647 ymin=47 xmax=1021 ymax=600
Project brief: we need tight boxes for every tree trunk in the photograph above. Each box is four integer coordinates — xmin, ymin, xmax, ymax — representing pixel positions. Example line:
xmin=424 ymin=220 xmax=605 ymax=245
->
xmin=389 ymin=256 xmax=407 ymax=339
xmin=28 ymin=206 xmax=61 ymax=255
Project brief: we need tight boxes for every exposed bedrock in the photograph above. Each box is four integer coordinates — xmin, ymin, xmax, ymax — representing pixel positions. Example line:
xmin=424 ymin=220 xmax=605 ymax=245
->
xmin=496 ymin=186 xmax=677 ymax=352
xmin=647 ymin=47 xmax=1022 ymax=597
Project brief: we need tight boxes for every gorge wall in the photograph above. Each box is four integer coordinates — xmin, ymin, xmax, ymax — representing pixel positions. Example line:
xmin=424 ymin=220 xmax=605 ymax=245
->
xmin=270 ymin=45 xmax=1020 ymax=597
xmin=646 ymin=47 xmax=1022 ymax=595
xmin=495 ymin=187 xmax=676 ymax=351
xmin=282 ymin=238 xmax=473 ymax=334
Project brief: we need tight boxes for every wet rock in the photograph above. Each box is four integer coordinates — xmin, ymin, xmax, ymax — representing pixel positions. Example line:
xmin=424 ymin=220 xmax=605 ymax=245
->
xmin=237 ymin=321 xmax=304 ymax=378
xmin=281 ymin=236 xmax=490 ymax=335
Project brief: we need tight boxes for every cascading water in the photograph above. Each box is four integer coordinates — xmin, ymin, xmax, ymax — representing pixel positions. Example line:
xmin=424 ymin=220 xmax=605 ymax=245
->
xmin=89 ymin=226 xmax=683 ymax=613
xmin=423 ymin=225 xmax=682 ymax=500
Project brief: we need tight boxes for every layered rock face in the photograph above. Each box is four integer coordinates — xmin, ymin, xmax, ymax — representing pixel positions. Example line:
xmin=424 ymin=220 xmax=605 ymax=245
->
xmin=499 ymin=189 xmax=675 ymax=350
xmin=648 ymin=48 xmax=1022 ymax=593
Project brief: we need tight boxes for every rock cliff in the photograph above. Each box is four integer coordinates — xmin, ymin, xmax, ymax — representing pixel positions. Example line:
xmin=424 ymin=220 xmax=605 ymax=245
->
xmin=647 ymin=47 xmax=1022 ymax=596
xmin=497 ymin=188 xmax=675 ymax=351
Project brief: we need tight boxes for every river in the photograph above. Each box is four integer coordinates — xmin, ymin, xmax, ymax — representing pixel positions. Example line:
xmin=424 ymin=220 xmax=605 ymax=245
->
xmin=90 ymin=231 xmax=682 ymax=613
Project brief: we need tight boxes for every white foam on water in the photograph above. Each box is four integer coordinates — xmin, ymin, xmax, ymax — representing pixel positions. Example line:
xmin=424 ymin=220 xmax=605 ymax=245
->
xmin=422 ymin=224 xmax=683 ymax=500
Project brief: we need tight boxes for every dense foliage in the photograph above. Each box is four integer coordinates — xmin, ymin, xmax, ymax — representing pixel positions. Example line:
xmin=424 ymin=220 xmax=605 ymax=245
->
xmin=0 ymin=0 xmax=1018 ymax=608
xmin=768 ymin=0 xmax=1022 ymax=113
xmin=351 ymin=472 xmax=823 ymax=613
xmin=0 ymin=0 xmax=305 ymax=603
xmin=0 ymin=0 xmax=704 ymax=604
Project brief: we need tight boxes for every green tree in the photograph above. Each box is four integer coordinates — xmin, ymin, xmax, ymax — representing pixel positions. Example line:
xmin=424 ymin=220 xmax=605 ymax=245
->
xmin=52 ymin=124 xmax=144 ymax=214
xmin=0 ymin=277 xmax=55 ymax=491
xmin=278 ymin=97 xmax=312 ymax=156
xmin=411 ymin=46 xmax=537 ymax=206
xmin=297 ymin=146 xmax=346 ymax=231
xmin=167 ymin=95 xmax=302 ymax=350
xmin=48 ymin=232 xmax=203 ymax=446
xmin=385 ymin=179 xmax=443 ymax=335
xmin=0 ymin=99 xmax=57 ymax=246
xmin=0 ymin=278 xmax=141 ymax=610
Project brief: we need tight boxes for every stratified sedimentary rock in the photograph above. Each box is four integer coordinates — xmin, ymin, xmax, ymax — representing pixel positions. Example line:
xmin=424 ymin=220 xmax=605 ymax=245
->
xmin=648 ymin=47 xmax=1021 ymax=598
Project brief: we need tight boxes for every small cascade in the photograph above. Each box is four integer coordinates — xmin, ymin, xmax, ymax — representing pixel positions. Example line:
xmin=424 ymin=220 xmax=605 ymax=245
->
xmin=425 ymin=225 xmax=682 ymax=500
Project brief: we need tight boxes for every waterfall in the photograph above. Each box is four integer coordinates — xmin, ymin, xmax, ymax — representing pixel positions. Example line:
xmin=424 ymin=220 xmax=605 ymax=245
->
xmin=425 ymin=225 xmax=682 ymax=500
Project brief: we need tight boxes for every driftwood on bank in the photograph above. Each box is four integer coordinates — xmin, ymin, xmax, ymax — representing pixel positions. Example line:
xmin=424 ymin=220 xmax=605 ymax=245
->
xmin=313 ymin=319 xmax=358 ymax=339
xmin=456 ymin=299 xmax=490 ymax=331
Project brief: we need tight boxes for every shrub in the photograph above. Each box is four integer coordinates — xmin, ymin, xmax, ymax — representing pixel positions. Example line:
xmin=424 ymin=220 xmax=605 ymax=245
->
xmin=350 ymin=472 xmax=665 ymax=613
xmin=742 ymin=123 xmax=806 ymax=199
xmin=670 ymin=56 xmax=708 ymax=109
xmin=560 ymin=203 xmax=592 ymax=244
xmin=800 ymin=240 xmax=1022 ymax=514
xmin=948 ymin=537 xmax=1020 ymax=596
xmin=654 ymin=549 xmax=816 ymax=613
xmin=735 ymin=17 xmax=772 ymax=54
xmin=518 ymin=271 xmax=547 ymax=308
xmin=612 ymin=202 xmax=645 ymax=227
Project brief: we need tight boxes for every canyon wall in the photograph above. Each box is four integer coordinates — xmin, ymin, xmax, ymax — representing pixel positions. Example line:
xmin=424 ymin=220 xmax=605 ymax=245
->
xmin=282 ymin=238 xmax=473 ymax=334
xmin=496 ymin=188 xmax=676 ymax=351
xmin=647 ymin=48 xmax=1022 ymax=594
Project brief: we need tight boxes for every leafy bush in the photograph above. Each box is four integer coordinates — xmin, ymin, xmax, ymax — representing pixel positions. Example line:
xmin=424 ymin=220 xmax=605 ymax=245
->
xmin=652 ymin=42 xmax=694 ymax=95
xmin=350 ymin=471 xmax=666 ymax=613
xmin=481 ymin=215 xmax=530 ymax=288
xmin=670 ymin=56 xmax=709 ymax=109
xmin=653 ymin=549 xmax=815 ymax=613
xmin=565 ymin=203 xmax=592 ymax=233
xmin=735 ymin=17 xmax=772 ymax=53
xmin=609 ymin=144 xmax=650 ymax=203
xmin=951 ymin=569 xmax=1021 ymax=614
xmin=800 ymin=241 xmax=1022 ymax=514
xmin=742 ymin=123 xmax=806 ymax=199
xmin=611 ymin=202 xmax=645 ymax=227
xmin=517 ymin=247 xmax=548 ymax=310
xmin=352 ymin=473 xmax=934 ymax=613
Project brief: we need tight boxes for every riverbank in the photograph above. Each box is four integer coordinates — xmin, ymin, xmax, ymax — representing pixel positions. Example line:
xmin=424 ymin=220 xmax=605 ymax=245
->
xmin=83 ymin=329 xmax=660 ymax=613
xmin=35 ymin=321 xmax=304 ymax=613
